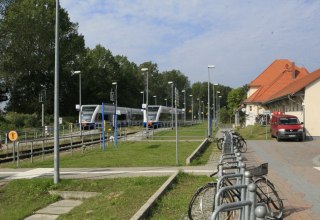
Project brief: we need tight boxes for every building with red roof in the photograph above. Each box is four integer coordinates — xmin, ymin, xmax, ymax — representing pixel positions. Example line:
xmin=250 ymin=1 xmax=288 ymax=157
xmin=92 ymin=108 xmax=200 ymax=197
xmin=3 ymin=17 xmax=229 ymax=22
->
xmin=243 ymin=59 xmax=320 ymax=138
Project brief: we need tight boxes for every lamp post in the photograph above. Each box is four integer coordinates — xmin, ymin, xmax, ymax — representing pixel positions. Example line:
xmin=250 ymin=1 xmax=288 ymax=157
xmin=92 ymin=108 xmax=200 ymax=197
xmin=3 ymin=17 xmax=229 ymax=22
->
xmin=213 ymin=83 xmax=218 ymax=129
xmin=208 ymin=65 xmax=215 ymax=138
xmin=201 ymin=100 xmax=204 ymax=122
xmin=140 ymin=91 xmax=144 ymax=104
xmin=153 ymin=95 xmax=157 ymax=105
xmin=197 ymin=98 xmax=201 ymax=121
xmin=141 ymin=68 xmax=149 ymax=137
xmin=54 ymin=0 xmax=60 ymax=184
xmin=215 ymin=90 xmax=220 ymax=127
xmin=164 ymin=98 xmax=167 ymax=107
xmin=72 ymin=70 xmax=81 ymax=136
xmin=189 ymin=94 xmax=193 ymax=123
xmin=182 ymin=89 xmax=186 ymax=124
xmin=218 ymin=95 xmax=222 ymax=125
xmin=168 ymin=81 xmax=174 ymax=129
xmin=112 ymin=82 xmax=118 ymax=147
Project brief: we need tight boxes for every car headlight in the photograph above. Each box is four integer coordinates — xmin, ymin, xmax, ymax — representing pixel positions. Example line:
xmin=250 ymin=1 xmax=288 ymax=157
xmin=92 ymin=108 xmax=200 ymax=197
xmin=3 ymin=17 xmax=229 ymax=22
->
xmin=298 ymin=129 xmax=303 ymax=132
xmin=278 ymin=129 xmax=285 ymax=132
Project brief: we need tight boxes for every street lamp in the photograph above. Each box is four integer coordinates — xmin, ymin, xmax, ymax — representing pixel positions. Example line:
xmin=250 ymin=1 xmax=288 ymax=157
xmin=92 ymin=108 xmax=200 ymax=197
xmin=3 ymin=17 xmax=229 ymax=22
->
xmin=112 ymin=82 xmax=118 ymax=147
xmin=164 ymin=98 xmax=168 ymax=107
xmin=54 ymin=0 xmax=60 ymax=184
xmin=182 ymin=89 xmax=186 ymax=124
xmin=141 ymin=68 xmax=149 ymax=137
xmin=168 ymin=81 xmax=174 ymax=129
xmin=153 ymin=95 xmax=157 ymax=105
xmin=140 ymin=91 xmax=144 ymax=104
xmin=72 ymin=70 xmax=81 ymax=136
xmin=208 ymin=65 xmax=215 ymax=137
xmin=189 ymin=94 xmax=193 ymax=123
xmin=215 ymin=90 xmax=220 ymax=127
xmin=197 ymin=98 xmax=201 ymax=121
xmin=201 ymin=100 xmax=205 ymax=122
xmin=218 ymin=95 xmax=222 ymax=125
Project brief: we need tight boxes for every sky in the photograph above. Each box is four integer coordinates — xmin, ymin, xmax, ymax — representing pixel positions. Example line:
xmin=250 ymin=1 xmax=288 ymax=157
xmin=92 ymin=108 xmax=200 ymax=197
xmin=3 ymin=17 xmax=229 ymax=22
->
xmin=60 ymin=0 xmax=320 ymax=88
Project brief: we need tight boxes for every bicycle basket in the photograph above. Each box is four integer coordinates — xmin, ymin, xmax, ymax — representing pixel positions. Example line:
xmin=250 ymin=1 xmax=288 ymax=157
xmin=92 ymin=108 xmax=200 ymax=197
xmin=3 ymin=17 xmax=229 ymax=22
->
xmin=249 ymin=163 xmax=268 ymax=176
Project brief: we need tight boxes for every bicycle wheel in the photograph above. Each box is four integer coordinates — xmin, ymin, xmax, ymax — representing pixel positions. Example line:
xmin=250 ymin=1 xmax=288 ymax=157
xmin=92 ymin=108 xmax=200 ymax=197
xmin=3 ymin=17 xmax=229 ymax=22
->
xmin=188 ymin=182 xmax=216 ymax=220
xmin=254 ymin=177 xmax=283 ymax=219
xmin=237 ymin=139 xmax=247 ymax=153
xmin=216 ymin=138 xmax=224 ymax=150
xmin=188 ymin=182 xmax=237 ymax=220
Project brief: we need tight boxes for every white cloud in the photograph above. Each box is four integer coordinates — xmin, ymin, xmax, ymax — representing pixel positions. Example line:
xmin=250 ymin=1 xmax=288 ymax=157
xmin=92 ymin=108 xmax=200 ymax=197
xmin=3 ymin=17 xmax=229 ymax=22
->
xmin=61 ymin=0 xmax=320 ymax=88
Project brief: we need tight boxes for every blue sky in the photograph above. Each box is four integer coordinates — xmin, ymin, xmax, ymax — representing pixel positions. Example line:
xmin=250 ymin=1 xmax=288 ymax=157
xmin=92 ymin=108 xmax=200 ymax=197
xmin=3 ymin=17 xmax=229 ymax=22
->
xmin=61 ymin=0 xmax=320 ymax=88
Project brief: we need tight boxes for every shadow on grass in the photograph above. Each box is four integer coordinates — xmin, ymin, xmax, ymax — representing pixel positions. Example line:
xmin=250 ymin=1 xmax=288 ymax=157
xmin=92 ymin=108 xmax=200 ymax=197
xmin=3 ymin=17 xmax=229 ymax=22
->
xmin=147 ymin=144 xmax=161 ymax=149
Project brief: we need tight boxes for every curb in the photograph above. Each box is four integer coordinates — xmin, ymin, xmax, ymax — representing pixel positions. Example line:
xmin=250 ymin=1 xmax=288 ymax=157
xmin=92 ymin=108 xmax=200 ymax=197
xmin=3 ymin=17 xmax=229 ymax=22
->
xmin=130 ymin=171 xmax=179 ymax=220
xmin=186 ymin=138 xmax=210 ymax=165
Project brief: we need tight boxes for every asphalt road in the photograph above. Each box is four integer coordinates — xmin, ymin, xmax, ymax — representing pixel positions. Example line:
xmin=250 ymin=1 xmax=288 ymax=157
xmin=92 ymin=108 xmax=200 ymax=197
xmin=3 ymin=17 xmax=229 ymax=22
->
xmin=243 ymin=139 xmax=320 ymax=220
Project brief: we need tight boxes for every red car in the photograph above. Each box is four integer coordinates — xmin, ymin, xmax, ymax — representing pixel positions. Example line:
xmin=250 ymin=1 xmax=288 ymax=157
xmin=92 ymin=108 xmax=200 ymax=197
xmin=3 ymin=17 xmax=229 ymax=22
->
xmin=270 ymin=112 xmax=304 ymax=142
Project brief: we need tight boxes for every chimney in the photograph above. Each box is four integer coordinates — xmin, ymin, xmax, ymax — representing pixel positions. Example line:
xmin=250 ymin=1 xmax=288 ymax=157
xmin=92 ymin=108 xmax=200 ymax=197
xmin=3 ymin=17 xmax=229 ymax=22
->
xmin=291 ymin=62 xmax=296 ymax=79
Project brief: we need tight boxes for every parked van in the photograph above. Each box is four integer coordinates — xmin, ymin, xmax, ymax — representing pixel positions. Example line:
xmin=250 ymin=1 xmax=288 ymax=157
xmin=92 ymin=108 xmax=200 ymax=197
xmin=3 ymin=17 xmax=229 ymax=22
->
xmin=270 ymin=112 xmax=304 ymax=142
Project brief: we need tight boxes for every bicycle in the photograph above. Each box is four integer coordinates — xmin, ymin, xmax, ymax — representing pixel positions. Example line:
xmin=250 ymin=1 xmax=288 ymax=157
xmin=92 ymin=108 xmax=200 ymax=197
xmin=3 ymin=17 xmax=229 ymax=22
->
xmin=188 ymin=162 xmax=283 ymax=220
xmin=215 ymin=131 xmax=247 ymax=153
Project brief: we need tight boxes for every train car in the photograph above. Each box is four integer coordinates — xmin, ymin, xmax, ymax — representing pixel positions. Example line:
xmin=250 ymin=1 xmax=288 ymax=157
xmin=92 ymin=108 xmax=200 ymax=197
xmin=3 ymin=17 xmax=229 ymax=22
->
xmin=143 ymin=105 xmax=183 ymax=128
xmin=79 ymin=104 xmax=143 ymax=129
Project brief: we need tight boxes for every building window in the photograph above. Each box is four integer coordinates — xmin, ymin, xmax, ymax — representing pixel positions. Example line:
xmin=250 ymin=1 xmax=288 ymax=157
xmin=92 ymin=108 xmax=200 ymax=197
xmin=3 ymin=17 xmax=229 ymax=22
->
xmin=250 ymin=106 xmax=252 ymax=111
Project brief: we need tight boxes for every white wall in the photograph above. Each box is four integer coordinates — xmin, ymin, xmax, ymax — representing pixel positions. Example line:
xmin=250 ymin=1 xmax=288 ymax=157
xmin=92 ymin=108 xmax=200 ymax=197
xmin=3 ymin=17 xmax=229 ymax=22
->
xmin=304 ymin=79 xmax=320 ymax=137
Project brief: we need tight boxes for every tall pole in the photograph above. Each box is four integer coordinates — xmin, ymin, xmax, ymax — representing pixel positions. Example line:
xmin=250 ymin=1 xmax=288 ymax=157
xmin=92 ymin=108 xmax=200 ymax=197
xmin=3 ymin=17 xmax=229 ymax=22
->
xmin=197 ymin=98 xmax=201 ymax=121
xmin=207 ymin=69 xmax=210 ymax=137
xmin=208 ymin=65 xmax=214 ymax=138
xmin=140 ymin=91 xmax=144 ymax=104
xmin=215 ymin=91 xmax=220 ymax=127
xmin=190 ymin=95 xmax=193 ymax=123
xmin=153 ymin=95 xmax=157 ymax=105
xmin=212 ymin=82 xmax=217 ymax=128
xmin=79 ymin=72 xmax=82 ymax=136
xmin=112 ymin=82 xmax=118 ymax=147
xmin=141 ymin=68 xmax=148 ymax=137
xmin=175 ymin=87 xmax=179 ymax=165
xmin=168 ymin=81 xmax=173 ymax=129
xmin=182 ymin=90 xmax=186 ymax=124
xmin=54 ymin=0 xmax=60 ymax=184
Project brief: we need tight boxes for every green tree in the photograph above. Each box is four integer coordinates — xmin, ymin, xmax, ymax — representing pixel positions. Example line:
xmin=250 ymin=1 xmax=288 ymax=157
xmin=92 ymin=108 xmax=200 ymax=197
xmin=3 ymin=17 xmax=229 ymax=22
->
xmin=0 ymin=0 xmax=85 ymax=116
xmin=227 ymin=85 xmax=248 ymax=123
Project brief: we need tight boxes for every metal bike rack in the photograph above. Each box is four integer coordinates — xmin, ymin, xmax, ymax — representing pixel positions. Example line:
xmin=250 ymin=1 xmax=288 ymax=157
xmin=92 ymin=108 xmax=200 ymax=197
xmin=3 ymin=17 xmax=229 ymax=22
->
xmin=210 ymin=130 xmax=267 ymax=220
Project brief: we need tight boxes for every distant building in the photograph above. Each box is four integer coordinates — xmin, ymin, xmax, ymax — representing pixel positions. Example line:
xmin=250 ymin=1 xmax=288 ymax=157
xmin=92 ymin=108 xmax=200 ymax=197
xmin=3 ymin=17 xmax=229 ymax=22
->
xmin=243 ymin=59 xmax=320 ymax=138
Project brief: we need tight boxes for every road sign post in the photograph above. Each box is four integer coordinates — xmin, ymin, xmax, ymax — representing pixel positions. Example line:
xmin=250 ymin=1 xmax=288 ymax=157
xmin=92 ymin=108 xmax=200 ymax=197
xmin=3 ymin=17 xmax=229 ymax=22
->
xmin=8 ymin=131 xmax=18 ymax=164
xmin=263 ymin=110 xmax=271 ymax=139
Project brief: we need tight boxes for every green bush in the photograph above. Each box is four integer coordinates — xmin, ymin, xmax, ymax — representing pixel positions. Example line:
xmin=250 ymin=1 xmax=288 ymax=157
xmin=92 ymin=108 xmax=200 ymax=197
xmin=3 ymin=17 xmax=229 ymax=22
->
xmin=4 ymin=112 xmax=41 ymax=128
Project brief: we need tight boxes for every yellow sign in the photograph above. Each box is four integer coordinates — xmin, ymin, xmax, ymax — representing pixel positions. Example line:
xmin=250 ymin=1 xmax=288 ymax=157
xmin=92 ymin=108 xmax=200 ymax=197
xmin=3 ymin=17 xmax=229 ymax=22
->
xmin=8 ymin=130 xmax=18 ymax=142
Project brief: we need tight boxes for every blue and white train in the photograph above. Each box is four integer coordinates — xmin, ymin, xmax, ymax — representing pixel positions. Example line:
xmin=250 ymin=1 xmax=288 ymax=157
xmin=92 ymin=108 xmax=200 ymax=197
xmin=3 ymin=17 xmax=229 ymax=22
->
xmin=80 ymin=104 xmax=143 ymax=129
xmin=143 ymin=105 xmax=183 ymax=128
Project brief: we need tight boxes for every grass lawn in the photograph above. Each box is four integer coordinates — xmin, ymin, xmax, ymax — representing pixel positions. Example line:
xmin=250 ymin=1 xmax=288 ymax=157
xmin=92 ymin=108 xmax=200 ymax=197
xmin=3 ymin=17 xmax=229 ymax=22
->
xmin=3 ymin=140 xmax=204 ymax=168
xmin=148 ymin=173 xmax=213 ymax=219
xmin=0 ymin=176 xmax=168 ymax=220
xmin=236 ymin=124 xmax=272 ymax=140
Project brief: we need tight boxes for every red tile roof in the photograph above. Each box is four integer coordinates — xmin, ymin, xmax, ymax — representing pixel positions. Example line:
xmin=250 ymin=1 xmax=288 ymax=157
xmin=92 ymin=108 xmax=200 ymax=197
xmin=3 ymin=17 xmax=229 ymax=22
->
xmin=244 ymin=59 xmax=309 ymax=104
xmin=267 ymin=68 xmax=320 ymax=102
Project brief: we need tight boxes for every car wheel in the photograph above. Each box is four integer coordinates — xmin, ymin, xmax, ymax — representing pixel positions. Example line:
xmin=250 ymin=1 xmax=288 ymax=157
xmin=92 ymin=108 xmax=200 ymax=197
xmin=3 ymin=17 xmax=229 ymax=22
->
xmin=277 ymin=136 xmax=281 ymax=142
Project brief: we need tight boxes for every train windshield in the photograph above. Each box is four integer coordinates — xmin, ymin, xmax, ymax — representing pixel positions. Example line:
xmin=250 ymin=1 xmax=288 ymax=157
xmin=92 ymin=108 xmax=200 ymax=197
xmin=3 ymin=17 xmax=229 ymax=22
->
xmin=148 ymin=106 xmax=159 ymax=121
xmin=82 ymin=113 xmax=93 ymax=121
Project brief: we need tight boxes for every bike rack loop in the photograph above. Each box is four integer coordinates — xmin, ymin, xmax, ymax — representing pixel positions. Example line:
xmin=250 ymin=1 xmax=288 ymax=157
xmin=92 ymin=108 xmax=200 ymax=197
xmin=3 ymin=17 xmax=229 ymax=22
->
xmin=211 ymin=183 xmax=257 ymax=220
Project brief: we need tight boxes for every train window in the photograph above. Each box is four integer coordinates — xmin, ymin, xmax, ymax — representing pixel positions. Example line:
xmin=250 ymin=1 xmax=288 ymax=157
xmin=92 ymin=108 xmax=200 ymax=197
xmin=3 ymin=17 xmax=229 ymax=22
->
xmin=82 ymin=106 xmax=97 ymax=111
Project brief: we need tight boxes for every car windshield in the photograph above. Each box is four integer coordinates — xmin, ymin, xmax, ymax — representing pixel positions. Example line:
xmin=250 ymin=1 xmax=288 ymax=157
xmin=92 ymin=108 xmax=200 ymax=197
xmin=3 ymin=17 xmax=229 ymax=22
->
xmin=279 ymin=117 xmax=299 ymax=125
